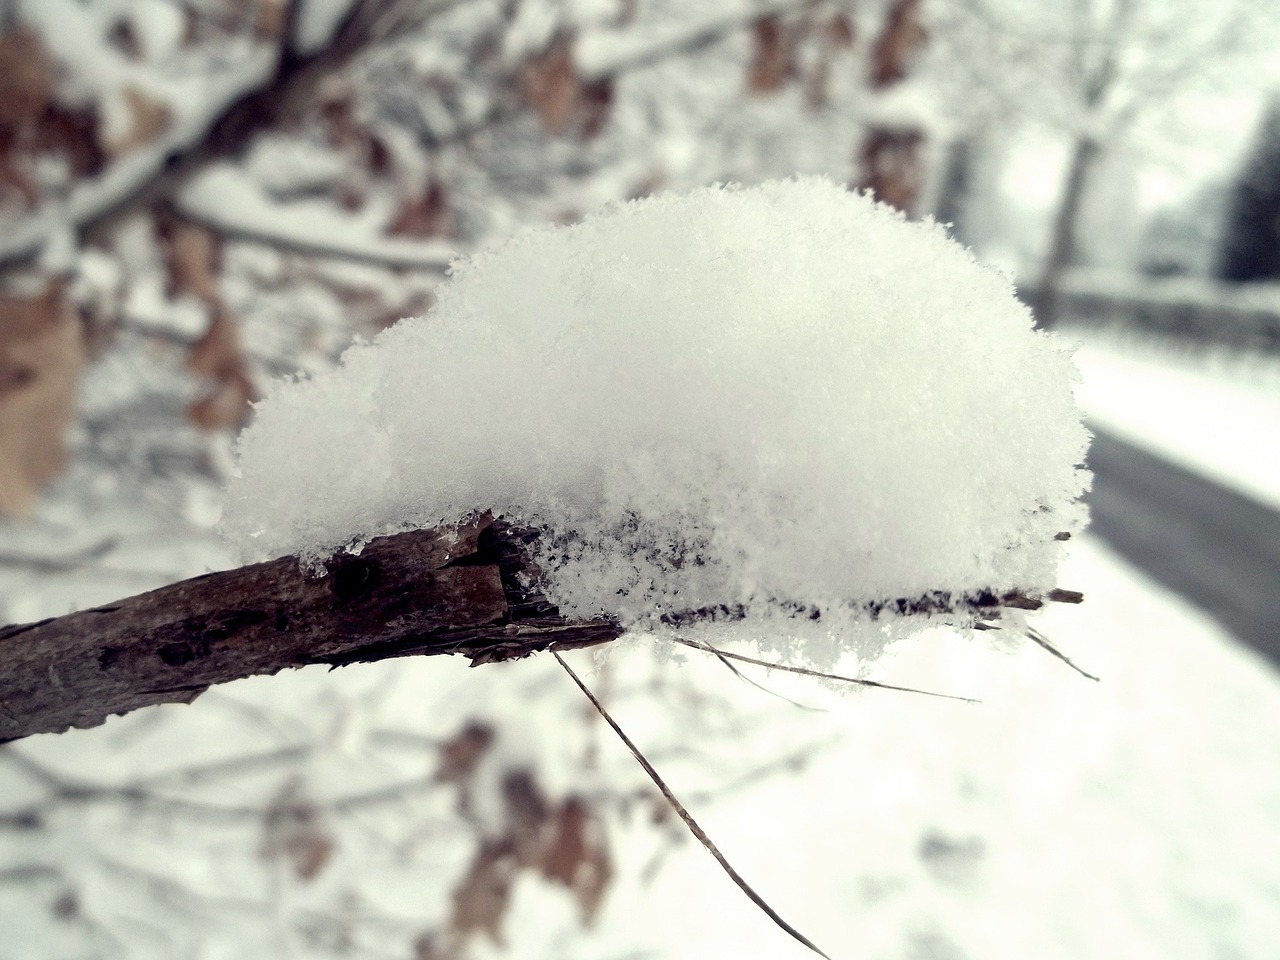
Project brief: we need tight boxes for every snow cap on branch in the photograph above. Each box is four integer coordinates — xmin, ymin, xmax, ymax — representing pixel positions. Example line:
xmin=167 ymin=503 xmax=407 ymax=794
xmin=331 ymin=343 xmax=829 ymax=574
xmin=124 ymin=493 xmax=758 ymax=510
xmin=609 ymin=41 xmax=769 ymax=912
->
xmin=223 ymin=178 xmax=1089 ymax=661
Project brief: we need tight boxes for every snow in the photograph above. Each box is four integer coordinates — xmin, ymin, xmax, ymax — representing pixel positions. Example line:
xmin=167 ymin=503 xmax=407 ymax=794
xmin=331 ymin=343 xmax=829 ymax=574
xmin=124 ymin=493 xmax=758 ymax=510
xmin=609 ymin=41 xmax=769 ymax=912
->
xmin=576 ymin=0 xmax=797 ymax=79
xmin=500 ymin=0 xmax=560 ymax=63
xmin=1072 ymin=333 xmax=1280 ymax=511
xmin=296 ymin=0 xmax=358 ymax=55
xmin=180 ymin=165 xmax=456 ymax=272
xmin=223 ymin=178 xmax=1090 ymax=662
xmin=123 ymin=277 xmax=211 ymax=340
xmin=126 ymin=0 xmax=186 ymax=62
xmin=243 ymin=135 xmax=348 ymax=199
xmin=862 ymin=81 xmax=944 ymax=135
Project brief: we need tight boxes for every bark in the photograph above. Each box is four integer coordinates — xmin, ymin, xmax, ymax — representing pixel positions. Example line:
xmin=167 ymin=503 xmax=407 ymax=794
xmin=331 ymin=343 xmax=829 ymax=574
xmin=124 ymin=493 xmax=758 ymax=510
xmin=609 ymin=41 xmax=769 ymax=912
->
xmin=0 ymin=517 xmax=622 ymax=743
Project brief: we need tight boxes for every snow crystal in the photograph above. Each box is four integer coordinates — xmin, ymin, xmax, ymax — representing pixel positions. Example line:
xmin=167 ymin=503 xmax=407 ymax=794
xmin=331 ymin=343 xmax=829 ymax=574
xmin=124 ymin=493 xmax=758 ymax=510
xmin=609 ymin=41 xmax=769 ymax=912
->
xmin=222 ymin=178 xmax=1089 ymax=658
xmin=126 ymin=0 xmax=186 ymax=61
xmin=296 ymin=0 xmax=358 ymax=55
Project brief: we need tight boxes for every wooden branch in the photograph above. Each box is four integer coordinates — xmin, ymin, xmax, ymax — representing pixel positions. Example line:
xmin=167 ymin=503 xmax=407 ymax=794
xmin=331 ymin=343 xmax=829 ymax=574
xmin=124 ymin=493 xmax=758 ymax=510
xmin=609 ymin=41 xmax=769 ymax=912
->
xmin=0 ymin=517 xmax=622 ymax=743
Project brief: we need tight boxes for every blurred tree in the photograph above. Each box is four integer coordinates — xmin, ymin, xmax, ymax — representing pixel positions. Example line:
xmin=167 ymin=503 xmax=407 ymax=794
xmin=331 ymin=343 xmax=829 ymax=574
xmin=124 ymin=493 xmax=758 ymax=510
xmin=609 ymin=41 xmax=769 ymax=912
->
xmin=932 ymin=0 xmax=1276 ymax=324
xmin=1217 ymin=94 xmax=1280 ymax=282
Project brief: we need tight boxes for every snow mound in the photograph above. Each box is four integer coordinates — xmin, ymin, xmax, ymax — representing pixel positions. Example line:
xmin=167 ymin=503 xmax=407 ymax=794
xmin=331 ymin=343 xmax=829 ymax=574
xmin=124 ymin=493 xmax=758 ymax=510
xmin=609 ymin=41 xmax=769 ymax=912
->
xmin=222 ymin=178 xmax=1089 ymax=658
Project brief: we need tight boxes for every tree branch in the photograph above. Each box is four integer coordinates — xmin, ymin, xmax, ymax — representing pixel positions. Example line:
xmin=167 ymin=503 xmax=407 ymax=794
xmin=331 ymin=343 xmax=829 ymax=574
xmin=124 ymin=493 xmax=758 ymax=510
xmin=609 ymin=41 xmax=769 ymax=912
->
xmin=0 ymin=0 xmax=453 ymax=269
xmin=176 ymin=195 xmax=456 ymax=273
xmin=0 ymin=517 xmax=622 ymax=743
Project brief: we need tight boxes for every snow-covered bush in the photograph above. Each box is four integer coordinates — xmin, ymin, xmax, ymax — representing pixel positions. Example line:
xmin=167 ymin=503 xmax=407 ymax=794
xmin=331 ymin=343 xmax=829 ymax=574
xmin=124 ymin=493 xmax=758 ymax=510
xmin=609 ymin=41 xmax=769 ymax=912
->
xmin=225 ymin=177 xmax=1089 ymax=664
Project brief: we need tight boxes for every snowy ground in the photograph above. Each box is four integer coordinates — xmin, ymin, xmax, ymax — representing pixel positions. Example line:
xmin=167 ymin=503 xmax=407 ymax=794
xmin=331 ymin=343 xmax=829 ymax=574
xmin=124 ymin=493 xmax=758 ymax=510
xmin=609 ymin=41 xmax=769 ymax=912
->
xmin=1072 ymin=331 xmax=1280 ymax=512
xmin=586 ymin=534 xmax=1280 ymax=960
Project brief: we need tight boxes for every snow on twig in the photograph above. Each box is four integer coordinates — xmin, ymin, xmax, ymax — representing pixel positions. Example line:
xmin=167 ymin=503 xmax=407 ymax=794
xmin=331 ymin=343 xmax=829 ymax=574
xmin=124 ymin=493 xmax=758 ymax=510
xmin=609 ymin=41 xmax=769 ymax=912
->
xmin=667 ymin=635 xmax=981 ymax=704
xmin=178 ymin=167 xmax=456 ymax=272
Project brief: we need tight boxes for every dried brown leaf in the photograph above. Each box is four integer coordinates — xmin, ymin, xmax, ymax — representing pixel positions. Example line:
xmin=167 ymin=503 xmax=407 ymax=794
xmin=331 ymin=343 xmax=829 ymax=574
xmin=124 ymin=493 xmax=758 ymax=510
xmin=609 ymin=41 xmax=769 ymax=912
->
xmin=287 ymin=824 xmax=335 ymax=881
xmin=825 ymin=11 xmax=856 ymax=48
xmin=0 ymin=153 xmax=38 ymax=207
xmin=106 ymin=85 xmax=172 ymax=157
xmin=259 ymin=780 xmax=336 ymax=883
xmin=511 ymin=32 xmax=617 ymax=137
xmin=411 ymin=932 xmax=445 ymax=960
xmin=255 ymin=0 xmax=289 ymax=39
xmin=519 ymin=34 xmax=580 ymax=136
xmin=870 ymin=0 xmax=926 ymax=88
xmin=189 ymin=364 xmax=255 ymax=431
xmin=388 ymin=178 xmax=454 ymax=239
xmin=578 ymin=77 xmax=614 ymax=139
xmin=162 ymin=218 xmax=256 ymax=431
xmin=747 ymin=16 xmax=797 ymax=94
xmin=0 ymin=28 xmax=54 ymax=127
xmin=539 ymin=797 xmax=612 ymax=925
xmin=319 ymin=86 xmax=362 ymax=148
xmin=443 ymin=764 xmax=612 ymax=952
xmin=0 ymin=282 xmax=83 ymax=518
xmin=163 ymin=219 xmax=221 ymax=304
xmin=35 ymin=104 xmax=106 ymax=178
xmin=858 ymin=126 xmax=926 ymax=213
xmin=434 ymin=720 xmax=495 ymax=786
xmin=448 ymin=839 xmax=517 ymax=947
xmin=186 ymin=303 xmax=242 ymax=379
xmin=502 ymin=768 xmax=551 ymax=866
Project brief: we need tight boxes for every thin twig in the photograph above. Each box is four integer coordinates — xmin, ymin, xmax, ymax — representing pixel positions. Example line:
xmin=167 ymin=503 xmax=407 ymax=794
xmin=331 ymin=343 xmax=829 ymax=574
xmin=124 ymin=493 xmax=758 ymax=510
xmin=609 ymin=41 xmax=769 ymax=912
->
xmin=131 ymin=746 xmax=309 ymax=788
xmin=1024 ymin=627 xmax=1100 ymax=682
xmin=683 ymin=736 xmax=843 ymax=807
xmin=707 ymin=649 xmax=827 ymax=712
xmin=552 ymin=648 xmax=833 ymax=960
xmin=667 ymin=636 xmax=981 ymax=704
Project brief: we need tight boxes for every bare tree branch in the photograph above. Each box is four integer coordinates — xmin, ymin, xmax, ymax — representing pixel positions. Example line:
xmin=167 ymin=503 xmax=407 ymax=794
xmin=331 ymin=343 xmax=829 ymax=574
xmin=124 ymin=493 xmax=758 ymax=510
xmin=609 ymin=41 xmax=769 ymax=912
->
xmin=0 ymin=495 xmax=1086 ymax=744
xmin=0 ymin=0 xmax=457 ymax=270
xmin=176 ymin=199 xmax=456 ymax=272
xmin=0 ymin=516 xmax=622 ymax=743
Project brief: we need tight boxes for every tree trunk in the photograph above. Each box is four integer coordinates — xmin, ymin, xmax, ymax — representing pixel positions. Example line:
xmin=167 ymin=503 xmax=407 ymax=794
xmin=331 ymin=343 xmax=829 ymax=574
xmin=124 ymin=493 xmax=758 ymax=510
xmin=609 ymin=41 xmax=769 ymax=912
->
xmin=1217 ymin=96 xmax=1280 ymax=283
xmin=0 ymin=516 xmax=622 ymax=743
xmin=1032 ymin=135 xmax=1100 ymax=328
